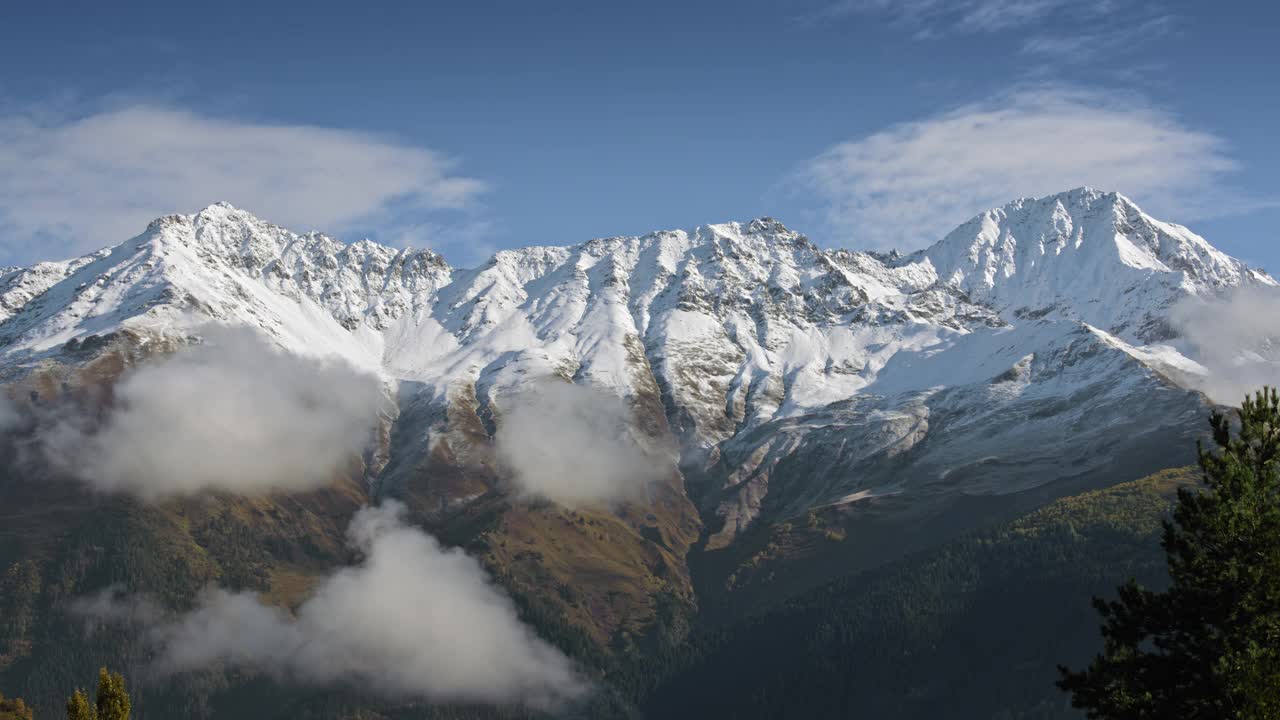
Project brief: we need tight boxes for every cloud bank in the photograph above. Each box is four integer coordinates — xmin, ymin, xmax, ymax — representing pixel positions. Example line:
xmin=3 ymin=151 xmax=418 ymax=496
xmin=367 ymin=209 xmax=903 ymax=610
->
xmin=47 ymin=326 xmax=382 ymax=498
xmin=800 ymin=87 xmax=1242 ymax=251
xmin=0 ymin=105 xmax=485 ymax=263
xmin=1172 ymin=286 xmax=1280 ymax=406
xmin=494 ymin=382 xmax=667 ymax=507
xmin=75 ymin=502 xmax=585 ymax=708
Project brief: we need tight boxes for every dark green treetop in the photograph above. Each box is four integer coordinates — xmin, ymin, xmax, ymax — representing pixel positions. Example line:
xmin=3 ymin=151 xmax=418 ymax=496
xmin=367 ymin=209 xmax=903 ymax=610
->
xmin=1059 ymin=388 xmax=1280 ymax=718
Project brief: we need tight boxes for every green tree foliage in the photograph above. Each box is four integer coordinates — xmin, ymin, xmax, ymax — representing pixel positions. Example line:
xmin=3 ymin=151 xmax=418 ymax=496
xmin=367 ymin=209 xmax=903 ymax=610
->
xmin=64 ymin=668 xmax=130 ymax=720
xmin=65 ymin=689 xmax=93 ymax=720
xmin=93 ymin=669 xmax=129 ymax=720
xmin=0 ymin=690 xmax=34 ymax=720
xmin=1059 ymin=388 xmax=1280 ymax=718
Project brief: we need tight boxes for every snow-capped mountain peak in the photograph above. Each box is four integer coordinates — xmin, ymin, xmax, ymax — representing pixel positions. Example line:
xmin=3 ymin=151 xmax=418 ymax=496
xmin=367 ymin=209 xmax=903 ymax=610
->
xmin=920 ymin=187 xmax=1272 ymax=342
xmin=0 ymin=190 xmax=1270 ymax=545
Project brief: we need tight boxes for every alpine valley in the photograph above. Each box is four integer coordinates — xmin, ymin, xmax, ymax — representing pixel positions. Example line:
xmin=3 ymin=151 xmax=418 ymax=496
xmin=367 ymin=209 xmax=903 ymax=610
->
xmin=0 ymin=187 xmax=1271 ymax=718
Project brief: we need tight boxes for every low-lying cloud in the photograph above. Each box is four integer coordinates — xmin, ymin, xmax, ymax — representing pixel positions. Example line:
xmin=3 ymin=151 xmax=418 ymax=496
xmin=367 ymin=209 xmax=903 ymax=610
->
xmin=46 ymin=326 xmax=383 ymax=498
xmin=0 ymin=393 xmax=18 ymax=432
xmin=494 ymin=381 xmax=668 ymax=507
xmin=74 ymin=501 xmax=585 ymax=708
xmin=1172 ymin=285 xmax=1280 ymax=405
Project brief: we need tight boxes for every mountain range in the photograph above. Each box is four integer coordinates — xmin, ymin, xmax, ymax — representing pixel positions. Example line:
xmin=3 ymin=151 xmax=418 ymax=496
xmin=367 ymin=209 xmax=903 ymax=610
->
xmin=0 ymin=187 xmax=1272 ymax=717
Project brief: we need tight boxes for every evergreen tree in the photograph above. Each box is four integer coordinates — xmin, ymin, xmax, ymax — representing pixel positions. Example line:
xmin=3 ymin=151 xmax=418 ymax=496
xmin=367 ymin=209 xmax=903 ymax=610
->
xmin=64 ymin=667 xmax=131 ymax=720
xmin=66 ymin=689 xmax=95 ymax=720
xmin=94 ymin=668 xmax=130 ymax=720
xmin=1059 ymin=388 xmax=1280 ymax=718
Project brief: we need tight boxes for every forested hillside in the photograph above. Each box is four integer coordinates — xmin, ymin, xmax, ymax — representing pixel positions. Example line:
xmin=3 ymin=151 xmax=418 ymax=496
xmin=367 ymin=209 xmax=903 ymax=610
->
xmin=641 ymin=468 xmax=1197 ymax=720
xmin=1 ymin=461 xmax=1200 ymax=718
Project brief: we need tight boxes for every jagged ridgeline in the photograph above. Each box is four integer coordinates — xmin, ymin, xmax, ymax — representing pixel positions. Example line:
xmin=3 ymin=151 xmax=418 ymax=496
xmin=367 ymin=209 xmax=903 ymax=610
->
xmin=0 ymin=187 xmax=1271 ymax=717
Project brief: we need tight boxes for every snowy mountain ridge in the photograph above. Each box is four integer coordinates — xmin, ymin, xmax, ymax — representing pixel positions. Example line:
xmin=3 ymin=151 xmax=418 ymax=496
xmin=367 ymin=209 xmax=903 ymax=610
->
xmin=0 ymin=187 xmax=1270 ymax=544
xmin=919 ymin=188 xmax=1268 ymax=341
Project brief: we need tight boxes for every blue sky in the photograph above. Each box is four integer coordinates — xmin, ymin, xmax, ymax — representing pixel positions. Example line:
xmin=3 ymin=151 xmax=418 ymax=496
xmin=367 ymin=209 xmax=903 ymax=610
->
xmin=1 ymin=0 xmax=1276 ymax=270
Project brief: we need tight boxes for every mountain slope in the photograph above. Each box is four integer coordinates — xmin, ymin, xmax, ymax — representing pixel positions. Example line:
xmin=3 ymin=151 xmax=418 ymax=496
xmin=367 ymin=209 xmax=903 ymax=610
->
xmin=0 ymin=189 xmax=1268 ymax=546
xmin=643 ymin=467 xmax=1199 ymax=720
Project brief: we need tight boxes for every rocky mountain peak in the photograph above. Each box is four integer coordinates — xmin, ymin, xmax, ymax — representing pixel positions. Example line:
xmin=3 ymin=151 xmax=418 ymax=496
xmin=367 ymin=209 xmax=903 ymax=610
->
xmin=916 ymin=188 xmax=1273 ymax=342
xmin=0 ymin=189 xmax=1272 ymax=545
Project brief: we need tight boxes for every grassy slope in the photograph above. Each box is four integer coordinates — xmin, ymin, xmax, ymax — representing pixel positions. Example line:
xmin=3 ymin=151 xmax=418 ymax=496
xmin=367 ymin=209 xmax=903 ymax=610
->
xmin=641 ymin=467 xmax=1198 ymax=720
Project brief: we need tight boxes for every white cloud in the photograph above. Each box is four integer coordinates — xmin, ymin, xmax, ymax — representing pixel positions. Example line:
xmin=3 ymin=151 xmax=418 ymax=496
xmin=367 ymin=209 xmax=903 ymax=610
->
xmin=494 ymin=381 xmax=668 ymax=507
xmin=45 ymin=326 xmax=383 ymax=499
xmin=74 ymin=501 xmax=586 ymax=708
xmin=799 ymin=87 xmax=1241 ymax=250
xmin=1171 ymin=286 xmax=1280 ymax=406
xmin=0 ymin=105 xmax=485 ymax=263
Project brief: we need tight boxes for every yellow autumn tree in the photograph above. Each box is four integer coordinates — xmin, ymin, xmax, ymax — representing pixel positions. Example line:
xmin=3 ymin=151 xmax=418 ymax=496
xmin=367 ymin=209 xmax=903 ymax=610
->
xmin=65 ymin=667 xmax=131 ymax=720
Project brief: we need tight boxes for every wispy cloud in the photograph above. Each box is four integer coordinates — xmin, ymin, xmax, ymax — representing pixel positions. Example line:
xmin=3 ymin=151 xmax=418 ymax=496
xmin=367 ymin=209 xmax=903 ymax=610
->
xmin=798 ymin=86 xmax=1246 ymax=250
xmin=0 ymin=104 xmax=487 ymax=264
xmin=1021 ymin=11 xmax=1176 ymax=62
xmin=812 ymin=0 xmax=1179 ymax=56
xmin=813 ymin=0 xmax=1103 ymax=36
